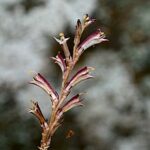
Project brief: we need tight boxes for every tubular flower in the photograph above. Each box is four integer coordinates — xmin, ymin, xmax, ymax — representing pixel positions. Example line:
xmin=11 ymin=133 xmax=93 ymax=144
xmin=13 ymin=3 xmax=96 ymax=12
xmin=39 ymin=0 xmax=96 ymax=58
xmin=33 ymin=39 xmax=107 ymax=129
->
xmin=54 ymin=33 xmax=72 ymax=64
xmin=60 ymin=94 xmax=83 ymax=113
xmin=51 ymin=53 xmax=66 ymax=74
xmin=65 ymin=66 xmax=94 ymax=92
xmin=78 ymin=29 xmax=108 ymax=55
xmin=30 ymin=73 xmax=59 ymax=102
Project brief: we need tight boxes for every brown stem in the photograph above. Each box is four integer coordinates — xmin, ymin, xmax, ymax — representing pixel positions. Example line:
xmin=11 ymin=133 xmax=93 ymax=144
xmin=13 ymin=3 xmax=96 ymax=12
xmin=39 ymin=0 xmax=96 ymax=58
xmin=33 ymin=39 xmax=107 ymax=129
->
xmin=37 ymin=16 xmax=88 ymax=150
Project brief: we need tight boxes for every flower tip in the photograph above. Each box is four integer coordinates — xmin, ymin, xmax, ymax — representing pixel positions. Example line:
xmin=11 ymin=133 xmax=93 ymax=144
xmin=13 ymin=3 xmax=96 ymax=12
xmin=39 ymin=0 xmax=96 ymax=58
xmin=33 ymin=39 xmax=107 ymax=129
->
xmin=27 ymin=70 xmax=37 ymax=76
xmin=83 ymin=14 xmax=96 ymax=24
xmin=28 ymin=108 xmax=33 ymax=113
xmin=83 ymin=14 xmax=89 ymax=20
xmin=59 ymin=32 xmax=64 ymax=37
xmin=59 ymin=32 xmax=65 ymax=40
xmin=84 ymin=14 xmax=88 ymax=18
xmin=88 ymin=67 xmax=95 ymax=71
xmin=77 ymin=19 xmax=81 ymax=26
xmin=79 ymin=103 xmax=84 ymax=107
xmin=83 ymin=14 xmax=91 ymax=22
xmin=51 ymin=56 xmax=56 ymax=61
xmin=104 ymin=39 xmax=109 ymax=42
xmin=79 ymin=92 xmax=87 ymax=96
xmin=28 ymin=100 xmax=36 ymax=112
xmin=88 ymin=75 xmax=94 ymax=79
xmin=91 ymin=18 xmax=96 ymax=22
xmin=53 ymin=36 xmax=61 ymax=43
xmin=29 ymin=80 xmax=33 ymax=84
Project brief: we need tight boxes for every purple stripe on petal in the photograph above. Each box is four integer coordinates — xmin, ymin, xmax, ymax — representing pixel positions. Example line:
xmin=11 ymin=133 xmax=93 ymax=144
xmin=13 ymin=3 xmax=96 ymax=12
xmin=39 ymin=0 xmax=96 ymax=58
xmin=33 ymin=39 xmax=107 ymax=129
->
xmin=52 ymin=53 xmax=66 ymax=73
xmin=78 ymin=29 xmax=108 ymax=54
xmin=65 ymin=67 xmax=87 ymax=88
xmin=57 ymin=53 xmax=66 ymax=72
xmin=72 ymin=74 xmax=94 ymax=87
xmin=30 ymin=73 xmax=59 ymax=101
xmin=61 ymin=94 xmax=83 ymax=113
xmin=65 ymin=67 xmax=94 ymax=92
xmin=37 ymin=74 xmax=58 ymax=98
xmin=71 ymin=67 xmax=88 ymax=81
xmin=83 ymin=14 xmax=96 ymax=28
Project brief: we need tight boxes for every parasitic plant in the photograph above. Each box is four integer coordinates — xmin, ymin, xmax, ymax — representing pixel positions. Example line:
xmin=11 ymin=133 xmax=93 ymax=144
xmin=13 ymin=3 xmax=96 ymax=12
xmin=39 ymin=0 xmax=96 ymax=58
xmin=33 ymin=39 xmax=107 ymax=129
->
xmin=29 ymin=14 xmax=107 ymax=150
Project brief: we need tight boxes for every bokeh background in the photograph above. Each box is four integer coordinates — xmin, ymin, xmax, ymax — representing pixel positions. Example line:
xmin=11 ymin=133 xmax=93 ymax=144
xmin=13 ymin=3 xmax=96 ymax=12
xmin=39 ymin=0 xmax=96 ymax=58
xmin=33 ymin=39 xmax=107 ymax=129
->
xmin=0 ymin=0 xmax=150 ymax=150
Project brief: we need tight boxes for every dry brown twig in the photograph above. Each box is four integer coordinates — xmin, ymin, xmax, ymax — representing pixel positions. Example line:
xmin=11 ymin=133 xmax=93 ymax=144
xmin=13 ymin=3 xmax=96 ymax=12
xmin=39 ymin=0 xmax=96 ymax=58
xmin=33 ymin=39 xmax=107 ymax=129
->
xmin=29 ymin=14 xmax=108 ymax=150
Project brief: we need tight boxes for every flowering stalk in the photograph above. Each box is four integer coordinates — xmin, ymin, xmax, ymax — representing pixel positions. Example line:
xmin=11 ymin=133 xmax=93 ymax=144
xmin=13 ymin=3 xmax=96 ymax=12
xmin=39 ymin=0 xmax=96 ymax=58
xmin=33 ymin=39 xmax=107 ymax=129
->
xmin=29 ymin=14 xmax=107 ymax=150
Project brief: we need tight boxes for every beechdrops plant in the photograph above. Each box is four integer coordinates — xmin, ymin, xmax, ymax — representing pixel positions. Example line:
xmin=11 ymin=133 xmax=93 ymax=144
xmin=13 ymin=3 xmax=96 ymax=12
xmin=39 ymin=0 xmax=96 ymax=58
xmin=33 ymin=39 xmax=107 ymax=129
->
xmin=29 ymin=14 xmax=107 ymax=150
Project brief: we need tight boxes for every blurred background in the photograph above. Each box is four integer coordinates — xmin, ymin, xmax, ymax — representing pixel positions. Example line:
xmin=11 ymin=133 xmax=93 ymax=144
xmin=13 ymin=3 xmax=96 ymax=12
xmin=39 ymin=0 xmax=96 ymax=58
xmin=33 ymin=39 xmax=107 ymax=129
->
xmin=0 ymin=0 xmax=150 ymax=150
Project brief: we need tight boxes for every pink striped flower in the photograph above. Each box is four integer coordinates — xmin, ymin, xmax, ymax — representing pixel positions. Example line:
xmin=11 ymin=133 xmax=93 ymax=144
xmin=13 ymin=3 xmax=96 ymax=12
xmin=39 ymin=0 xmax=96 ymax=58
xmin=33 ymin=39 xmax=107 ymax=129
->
xmin=30 ymin=73 xmax=59 ymax=102
xmin=65 ymin=66 xmax=94 ymax=92
xmin=59 ymin=94 xmax=83 ymax=114
xmin=51 ymin=53 xmax=66 ymax=73
xmin=29 ymin=100 xmax=48 ymax=129
xmin=78 ymin=29 xmax=108 ymax=55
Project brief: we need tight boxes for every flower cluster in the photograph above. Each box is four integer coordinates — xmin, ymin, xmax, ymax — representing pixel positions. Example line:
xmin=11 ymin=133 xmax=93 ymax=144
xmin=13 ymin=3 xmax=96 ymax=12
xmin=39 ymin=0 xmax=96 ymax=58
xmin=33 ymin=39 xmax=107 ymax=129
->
xmin=29 ymin=14 xmax=107 ymax=150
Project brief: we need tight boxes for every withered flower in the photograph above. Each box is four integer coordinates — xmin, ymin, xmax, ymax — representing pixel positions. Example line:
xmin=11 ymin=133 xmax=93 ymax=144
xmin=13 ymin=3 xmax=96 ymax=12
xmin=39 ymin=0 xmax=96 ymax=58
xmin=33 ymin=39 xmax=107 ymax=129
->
xmin=29 ymin=100 xmax=48 ymax=129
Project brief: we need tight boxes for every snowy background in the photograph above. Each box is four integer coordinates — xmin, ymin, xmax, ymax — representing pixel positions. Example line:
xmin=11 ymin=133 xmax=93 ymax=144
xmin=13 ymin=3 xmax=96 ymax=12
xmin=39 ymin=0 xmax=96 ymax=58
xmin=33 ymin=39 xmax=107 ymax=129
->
xmin=0 ymin=0 xmax=150 ymax=150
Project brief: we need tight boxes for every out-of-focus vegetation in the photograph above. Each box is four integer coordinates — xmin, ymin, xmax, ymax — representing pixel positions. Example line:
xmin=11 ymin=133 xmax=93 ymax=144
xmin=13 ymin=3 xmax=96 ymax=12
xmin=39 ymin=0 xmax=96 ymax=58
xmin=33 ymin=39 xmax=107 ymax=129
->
xmin=0 ymin=0 xmax=149 ymax=150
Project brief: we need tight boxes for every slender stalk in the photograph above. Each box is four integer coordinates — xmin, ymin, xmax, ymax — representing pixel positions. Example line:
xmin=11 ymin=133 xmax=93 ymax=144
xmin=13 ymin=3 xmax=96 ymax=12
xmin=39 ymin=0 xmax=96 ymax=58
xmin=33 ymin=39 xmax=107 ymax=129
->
xmin=29 ymin=14 xmax=107 ymax=150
